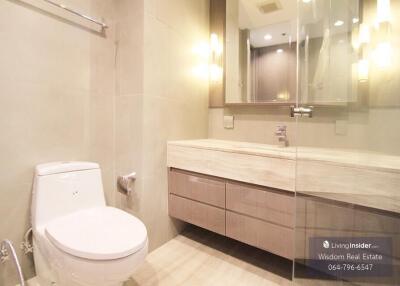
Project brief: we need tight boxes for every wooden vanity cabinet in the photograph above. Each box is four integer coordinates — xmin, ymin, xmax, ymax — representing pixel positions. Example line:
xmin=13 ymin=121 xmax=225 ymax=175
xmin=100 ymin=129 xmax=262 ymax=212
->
xmin=169 ymin=194 xmax=226 ymax=235
xmin=225 ymin=182 xmax=295 ymax=259
xmin=168 ymin=169 xmax=226 ymax=235
xmin=226 ymin=211 xmax=294 ymax=259
xmin=168 ymin=169 xmax=225 ymax=208
xmin=226 ymin=182 xmax=294 ymax=228
xmin=168 ymin=168 xmax=295 ymax=260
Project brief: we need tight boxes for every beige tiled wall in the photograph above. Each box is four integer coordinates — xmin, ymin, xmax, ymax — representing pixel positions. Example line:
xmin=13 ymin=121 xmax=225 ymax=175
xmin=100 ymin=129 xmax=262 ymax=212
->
xmin=208 ymin=106 xmax=400 ymax=156
xmin=113 ymin=0 xmax=144 ymax=214
xmin=1 ymin=0 xmax=209 ymax=284
xmin=0 ymin=0 xmax=116 ymax=284
xmin=115 ymin=0 xmax=210 ymax=251
xmin=209 ymin=107 xmax=296 ymax=145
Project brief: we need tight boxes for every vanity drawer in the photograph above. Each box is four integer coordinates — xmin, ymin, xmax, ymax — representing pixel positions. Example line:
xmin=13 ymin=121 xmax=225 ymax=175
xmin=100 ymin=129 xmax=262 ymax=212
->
xmin=226 ymin=182 xmax=294 ymax=228
xmin=226 ymin=211 xmax=293 ymax=259
xmin=169 ymin=169 xmax=225 ymax=208
xmin=169 ymin=194 xmax=225 ymax=235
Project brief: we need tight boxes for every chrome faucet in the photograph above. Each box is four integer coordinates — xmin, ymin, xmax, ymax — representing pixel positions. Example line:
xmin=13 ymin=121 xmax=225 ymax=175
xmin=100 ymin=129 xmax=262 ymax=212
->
xmin=275 ymin=125 xmax=288 ymax=147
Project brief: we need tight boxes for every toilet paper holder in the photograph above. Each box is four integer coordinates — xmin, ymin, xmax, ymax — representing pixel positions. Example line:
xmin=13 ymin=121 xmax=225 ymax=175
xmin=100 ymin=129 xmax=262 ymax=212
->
xmin=117 ymin=172 xmax=136 ymax=195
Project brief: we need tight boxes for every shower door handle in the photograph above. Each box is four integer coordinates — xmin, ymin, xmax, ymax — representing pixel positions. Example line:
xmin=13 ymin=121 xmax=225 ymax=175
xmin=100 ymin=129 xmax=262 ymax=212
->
xmin=290 ymin=106 xmax=313 ymax=118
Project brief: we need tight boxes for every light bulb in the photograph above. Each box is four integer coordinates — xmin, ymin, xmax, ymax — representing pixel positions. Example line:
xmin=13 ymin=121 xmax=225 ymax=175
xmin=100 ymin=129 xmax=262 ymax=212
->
xmin=209 ymin=64 xmax=223 ymax=82
xmin=334 ymin=20 xmax=344 ymax=27
xmin=374 ymin=42 xmax=392 ymax=68
xmin=377 ymin=0 xmax=391 ymax=23
xmin=359 ymin=23 xmax=370 ymax=45
xmin=210 ymin=33 xmax=219 ymax=52
xmin=192 ymin=64 xmax=209 ymax=81
xmin=358 ymin=59 xmax=369 ymax=81
xmin=192 ymin=42 xmax=210 ymax=60
xmin=264 ymin=34 xmax=272 ymax=40
xmin=210 ymin=33 xmax=223 ymax=56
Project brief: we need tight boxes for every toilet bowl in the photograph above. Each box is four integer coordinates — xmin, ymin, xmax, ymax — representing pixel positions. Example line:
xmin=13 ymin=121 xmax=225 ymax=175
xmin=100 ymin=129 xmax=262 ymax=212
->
xmin=31 ymin=162 xmax=148 ymax=286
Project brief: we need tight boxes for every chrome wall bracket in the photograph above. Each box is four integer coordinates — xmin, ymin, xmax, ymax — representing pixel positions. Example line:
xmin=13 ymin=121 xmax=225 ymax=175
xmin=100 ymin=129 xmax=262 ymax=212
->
xmin=42 ymin=0 xmax=108 ymax=29
xmin=0 ymin=240 xmax=25 ymax=285
xmin=0 ymin=243 xmax=9 ymax=263
xmin=290 ymin=106 xmax=314 ymax=118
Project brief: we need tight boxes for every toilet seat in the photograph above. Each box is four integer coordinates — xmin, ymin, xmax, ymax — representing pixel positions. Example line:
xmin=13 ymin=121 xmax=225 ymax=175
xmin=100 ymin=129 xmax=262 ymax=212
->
xmin=45 ymin=207 xmax=147 ymax=260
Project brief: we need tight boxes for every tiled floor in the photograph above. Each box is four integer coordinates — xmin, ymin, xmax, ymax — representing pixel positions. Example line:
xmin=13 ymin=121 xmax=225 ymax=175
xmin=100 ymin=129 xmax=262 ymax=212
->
xmin=127 ymin=225 xmax=293 ymax=286
xmin=26 ymin=225 xmax=351 ymax=286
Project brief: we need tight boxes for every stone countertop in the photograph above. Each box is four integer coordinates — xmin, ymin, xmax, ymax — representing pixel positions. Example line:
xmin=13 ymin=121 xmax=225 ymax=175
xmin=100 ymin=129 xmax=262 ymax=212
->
xmin=168 ymin=139 xmax=297 ymax=159
xmin=168 ymin=139 xmax=400 ymax=214
xmin=168 ymin=139 xmax=400 ymax=174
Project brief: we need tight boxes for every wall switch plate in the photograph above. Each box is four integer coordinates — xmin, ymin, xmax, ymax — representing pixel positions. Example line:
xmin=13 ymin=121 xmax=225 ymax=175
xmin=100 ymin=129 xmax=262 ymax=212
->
xmin=335 ymin=120 xmax=348 ymax=135
xmin=223 ymin=115 xmax=234 ymax=129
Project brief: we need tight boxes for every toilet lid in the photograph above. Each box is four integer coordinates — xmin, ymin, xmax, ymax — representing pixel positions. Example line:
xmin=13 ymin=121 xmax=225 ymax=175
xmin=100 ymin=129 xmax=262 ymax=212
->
xmin=45 ymin=207 xmax=147 ymax=260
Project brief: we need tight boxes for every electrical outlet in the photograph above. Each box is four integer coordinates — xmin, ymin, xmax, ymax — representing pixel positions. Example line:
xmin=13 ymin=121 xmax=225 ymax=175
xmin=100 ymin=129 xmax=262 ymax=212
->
xmin=223 ymin=115 xmax=234 ymax=129
xmin=335 ymin=120 xmax=348 ymax=135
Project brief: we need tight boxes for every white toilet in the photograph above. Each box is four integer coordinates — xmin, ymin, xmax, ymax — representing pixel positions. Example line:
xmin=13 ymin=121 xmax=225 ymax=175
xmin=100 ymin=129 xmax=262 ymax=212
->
xmin=31 ymin=162 xmax=148 ymax=286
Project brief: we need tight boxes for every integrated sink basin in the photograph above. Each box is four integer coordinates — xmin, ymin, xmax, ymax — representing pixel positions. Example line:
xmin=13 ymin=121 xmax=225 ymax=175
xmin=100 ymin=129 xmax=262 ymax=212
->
xmin=167 ymin=139 xmax=400 ymax=214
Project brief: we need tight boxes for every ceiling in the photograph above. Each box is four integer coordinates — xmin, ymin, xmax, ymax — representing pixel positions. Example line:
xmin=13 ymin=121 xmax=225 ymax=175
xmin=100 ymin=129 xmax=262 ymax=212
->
xmin=238 ymin=0 xmax=297 ymax=48
xmin=239 ymin=0 xmax=297 ymax=30
xmin=249 ymin=21 xmax=296 ymax=48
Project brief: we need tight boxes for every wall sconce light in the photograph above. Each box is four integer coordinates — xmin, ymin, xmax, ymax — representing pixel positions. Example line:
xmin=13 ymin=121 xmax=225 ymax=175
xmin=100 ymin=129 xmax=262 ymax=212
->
xmin=358 ymin=59 xmax=369 ymax=81
xmin=352 ymin=23 xmax=370 ymax=51
xmin=210 ymin=33 xmax=223 ymax=82
xmin=373 ymin=0 xmax=392 ymax=69
xmin=359 ymin=24 xmax=370 ymax=45
xmin=353 ymin=0 xmax=392 ymax=81
xmin=210 ymin=33 xmax=223 ymax=57
xmin=192 ymin=40 xmax=211 ymax=81
xmin=191 ymin=33 xmax=223 ymax=82
xmin=374 ymin=42 xmax=392 ymax=68
xmin=209 ymin=63 xmax=223 ymax=82
xmin=377 ymin=0 xmax=391 ymax=24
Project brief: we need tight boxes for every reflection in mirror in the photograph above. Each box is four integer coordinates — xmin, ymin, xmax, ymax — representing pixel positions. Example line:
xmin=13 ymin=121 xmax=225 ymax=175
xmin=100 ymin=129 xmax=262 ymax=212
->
xmin=299 ymin=0 xmax=400 ymax=107
xmin=225 ymin=0 xmax=297 ymax=104
xmin=298 ymin=0 xmax=360 ymax=105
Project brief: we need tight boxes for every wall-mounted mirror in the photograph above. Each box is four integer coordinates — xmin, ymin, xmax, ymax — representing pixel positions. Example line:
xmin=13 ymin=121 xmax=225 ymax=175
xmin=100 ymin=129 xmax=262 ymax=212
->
xmin=219 ymin=0 xmax=376 ymax=106
xmin=225 ymin=0 xmax=297 ymax=105
xmin=298 ymin=0 xmax=361 ymax=106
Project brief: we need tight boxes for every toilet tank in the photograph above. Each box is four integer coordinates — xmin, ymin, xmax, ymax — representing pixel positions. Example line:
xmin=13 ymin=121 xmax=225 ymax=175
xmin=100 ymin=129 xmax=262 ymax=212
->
xmin=32 ymin=162 xmax=106 ymax=228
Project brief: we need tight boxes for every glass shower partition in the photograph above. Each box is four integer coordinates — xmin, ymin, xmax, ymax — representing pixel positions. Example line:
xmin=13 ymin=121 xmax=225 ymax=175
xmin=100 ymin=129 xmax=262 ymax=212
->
xmin=294 ymin=0 xmax=400 ymax=285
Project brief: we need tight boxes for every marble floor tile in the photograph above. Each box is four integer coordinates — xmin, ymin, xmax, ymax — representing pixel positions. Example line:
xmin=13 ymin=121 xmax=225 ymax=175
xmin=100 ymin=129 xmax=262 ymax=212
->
xmin=127 ymin=225 xmax=293 ymax=286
